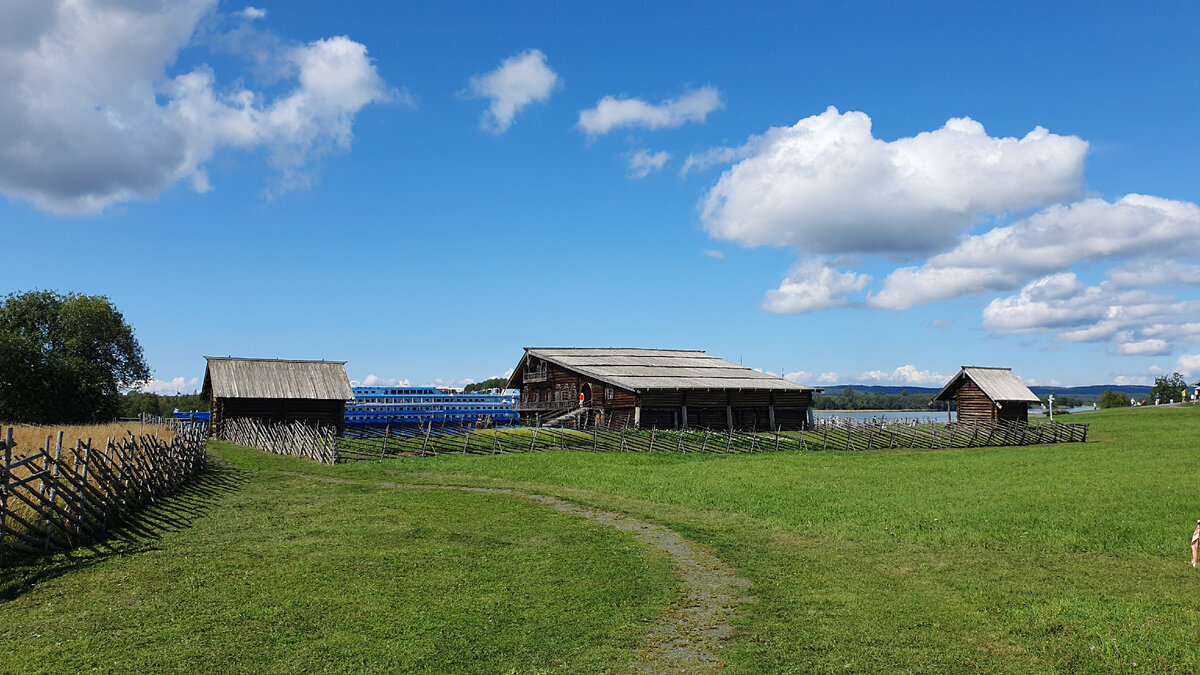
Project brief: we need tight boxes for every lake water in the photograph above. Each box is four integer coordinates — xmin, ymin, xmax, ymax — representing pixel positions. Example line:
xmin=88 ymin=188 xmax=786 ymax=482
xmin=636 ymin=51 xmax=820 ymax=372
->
xmin=814 ymin=410 xmax=953 ymax=423
xmin=816 ymin=406 xmax=1104 ymax=423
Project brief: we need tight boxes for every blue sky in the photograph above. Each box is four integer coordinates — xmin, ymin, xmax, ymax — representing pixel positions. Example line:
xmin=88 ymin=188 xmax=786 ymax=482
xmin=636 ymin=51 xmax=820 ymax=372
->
xmin=3 ymin=1 xmax=1199 ymax=393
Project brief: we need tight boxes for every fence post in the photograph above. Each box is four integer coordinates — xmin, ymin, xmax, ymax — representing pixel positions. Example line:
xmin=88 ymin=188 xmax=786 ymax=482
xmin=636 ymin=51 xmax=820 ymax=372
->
xmin=592 ymin=426 xmax=598 ymax=452
xmin=381 ymin=425 xmax=390 ymax=460
xmin=462 ymin=426 xmax=471 ymax=455
xmin=648 ymin=428 xmax=656 ymax=452
xmin=725 ymin=428 xmax=732 ymax=454
xmin=492 ymin=427 xmax=499 ymax=454
xmin=420 ymin=421 xmax=432 ymax=457
xmin=530 ymin=428 xmax=539 ymax=452
xmin=620 ymin=428 xmax=627 ymax=452
xmin=774 ymin=426 xmax=780 ymax=452
xmin=1 ymin=428 xmax=11 ymax=562
xmin=41 ymin=432 xmax=65 ymax=553
xmin=701 ymin=430 xmax=710 ymax=453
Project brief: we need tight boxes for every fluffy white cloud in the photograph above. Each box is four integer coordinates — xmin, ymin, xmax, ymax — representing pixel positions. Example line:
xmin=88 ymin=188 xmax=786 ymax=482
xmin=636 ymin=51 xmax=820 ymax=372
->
xmin=0 ymin=1 xmax=391 ymax=214
xmin=577 ymin=85 xmax=722 ymax=136
xmin=1176 ymin=354 xmax=1200 ymax=376
xmin=702 ymin=249 xmax=724 ymax=259
xmin=761 ymin=258 xmax=871 ymax=314
xmin=136 ymin=377 xmax=201 ymax=395
xmin=467 ymin=49 xmax=558 ymax=134
xmin=432 ymin=377 xmax=475 ymax=390
xmin=239 ymin=6 xmax=266 ymax=20
xmin=857 ymin=365 xmax=948 ymax=387
xmin=625 ymin=148 xmax=670 ymax=178
xmin=816 ymin=372 xmax=840 ymax=385
xmin=1118 ymin=339 xmax=1171 ymax=356
xmin=981 ymin=272 xmax=1200 ymax=352
xmin=871 ymin=194 xmax=1200 ymax=310
xmin=356 ymin=375 xmax=411 ymax=387
xmin=700 ymin=107 xmax=1087 ymax=255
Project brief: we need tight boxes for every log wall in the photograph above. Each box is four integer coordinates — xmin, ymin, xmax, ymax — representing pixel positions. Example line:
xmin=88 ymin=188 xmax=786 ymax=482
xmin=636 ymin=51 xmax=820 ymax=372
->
xmin=516 ymin=359 xmax=815 ymax=430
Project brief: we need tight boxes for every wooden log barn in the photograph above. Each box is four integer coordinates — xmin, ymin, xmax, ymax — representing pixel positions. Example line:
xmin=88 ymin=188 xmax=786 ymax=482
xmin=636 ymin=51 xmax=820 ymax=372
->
xmin=507 ymin=347 xmax=820 ymax=430
xmin=932 ymin=366 xmax=1040 ymax=425
xmin=201 ymin=357 xmax=354 ymax=438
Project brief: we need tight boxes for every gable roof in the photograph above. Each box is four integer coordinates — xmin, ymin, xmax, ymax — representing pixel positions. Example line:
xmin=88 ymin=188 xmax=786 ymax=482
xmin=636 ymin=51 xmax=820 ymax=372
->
xmin=932 ymin=366 xmax=1040 ymax=404
xmin=202 ymin=357 xmax=354 ymax=400
xmin=508 ymin=347 xmax=818 ymax=392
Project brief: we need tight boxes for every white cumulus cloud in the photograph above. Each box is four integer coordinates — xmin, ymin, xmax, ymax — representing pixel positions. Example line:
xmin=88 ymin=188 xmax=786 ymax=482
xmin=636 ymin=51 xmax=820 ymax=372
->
xmin=625 ymin=148 xmax=670 ymax=178
xmin=577 ymin=85 xmax=722 ymax=136
xmin=1118 ymin=339 xmax=1171 ymax=356
xmin=0 ymin=1 xmax=391 ymax=214
xmin=761 ymin=258 xmax=871 ymax=314
xmin=870 ymin=194 xmax=1200 ymax=310
xmin=857 ymin=365 xmax=948 ymax=387
xmin=137 ymin=376 xmax=201 ymax=395
xmin=467 ymin=49 xmax=558 ymax=134
xmin=981 ymin=273 xmax=1200 ymax=352
xmin=700 ymin=107 xmax=1087 ymax=255
xmin=1176 ymin=354 xmax=1200 ymax=377
xmin=356 ymin=375 xmax=411 ymax=387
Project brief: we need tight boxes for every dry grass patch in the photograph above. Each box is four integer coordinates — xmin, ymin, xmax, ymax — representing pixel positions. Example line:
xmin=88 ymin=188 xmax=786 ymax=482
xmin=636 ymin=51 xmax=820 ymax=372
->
xmin=1 ymin=422 xmax=181 ymax=540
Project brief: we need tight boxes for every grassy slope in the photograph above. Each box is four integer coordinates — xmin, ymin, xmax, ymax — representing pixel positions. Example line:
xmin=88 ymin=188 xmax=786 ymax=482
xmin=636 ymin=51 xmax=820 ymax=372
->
xmin=329 ymin=406 xmax=1200 ymax=673
xmin=3 ymin=407 xmax=1198 ymax=673
xmin=0 ymin=442 xmax=675 ymax=674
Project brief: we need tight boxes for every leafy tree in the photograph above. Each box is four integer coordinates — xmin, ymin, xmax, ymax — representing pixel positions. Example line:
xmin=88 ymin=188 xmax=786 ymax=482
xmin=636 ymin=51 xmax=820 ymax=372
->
xmin=0 ymin=290 xmax=150 ymax=424
xmin=119 ymin=391 xmax=209 ymax=418
xmin=1096 ymin=389 xmax=1129 ymax=409
xmin=1150 ymin=372 xmax=1189 ymax=403
xmin=464 ymin=377 xmax=508 ymax=393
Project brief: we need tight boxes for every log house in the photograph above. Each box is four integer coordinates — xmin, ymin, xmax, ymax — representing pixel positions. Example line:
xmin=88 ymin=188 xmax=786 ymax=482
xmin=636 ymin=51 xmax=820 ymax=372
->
xmin=201 ymin=357 xmax=354 ymax=438
xmin=932 ymin=366 xmax=1040 ymax=425
xmin=507 ymin=348 xmax=820 ymax=430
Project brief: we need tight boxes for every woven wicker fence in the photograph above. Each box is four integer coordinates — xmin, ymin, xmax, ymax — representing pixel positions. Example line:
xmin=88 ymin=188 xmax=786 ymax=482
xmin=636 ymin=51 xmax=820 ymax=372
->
xmin=0 ymin=423 xmax=208 ymax=561
xmin=220 ymin=418 xmax=338 ymax=464
xmin=336 ymin=417 xmax=1088 ymax=460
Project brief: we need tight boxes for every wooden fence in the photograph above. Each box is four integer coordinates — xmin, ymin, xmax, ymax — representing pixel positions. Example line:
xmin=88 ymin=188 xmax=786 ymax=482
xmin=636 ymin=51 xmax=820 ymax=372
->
xmin=335 ymin=417 xmax=1088 ymax=460
xmin=220 ymin=418 xmax=338 ymax=464
xmin=0 ymin=423 xmax=208 ymax=561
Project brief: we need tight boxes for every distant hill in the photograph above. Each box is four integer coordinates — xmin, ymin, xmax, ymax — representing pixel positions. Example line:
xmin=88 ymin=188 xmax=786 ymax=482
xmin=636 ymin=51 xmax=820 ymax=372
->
xmin=818 ymin=384 xmax=1154 ymax=397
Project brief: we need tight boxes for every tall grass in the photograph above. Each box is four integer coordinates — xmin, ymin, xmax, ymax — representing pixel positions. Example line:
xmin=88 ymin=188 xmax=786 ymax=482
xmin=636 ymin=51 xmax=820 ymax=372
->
xmin=1 ymin=422 xmax=179 ymax=537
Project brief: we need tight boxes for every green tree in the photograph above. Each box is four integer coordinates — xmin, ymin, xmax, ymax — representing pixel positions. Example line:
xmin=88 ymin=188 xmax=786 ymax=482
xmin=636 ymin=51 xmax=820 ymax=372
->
xmin=0 ymin=290 xmax=150 ymax=424
xmin=463 ymin=377 xmax=508 ymax=393
xmin=1150 ymin=372 xmax=1189 ymax=403
xmin=1096 ymin=389 xmax=1129 ymax=409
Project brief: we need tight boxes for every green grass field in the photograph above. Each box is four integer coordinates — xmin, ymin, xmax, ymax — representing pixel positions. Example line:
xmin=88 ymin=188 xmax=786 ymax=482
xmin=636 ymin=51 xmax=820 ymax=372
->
xmin=3 ymin=405 xmax=1199 ymax=673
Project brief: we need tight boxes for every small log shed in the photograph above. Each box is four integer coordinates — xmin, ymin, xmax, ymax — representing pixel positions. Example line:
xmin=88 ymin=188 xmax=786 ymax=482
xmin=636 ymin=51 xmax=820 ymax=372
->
xmin=507 ymin=347 xmax=820 ymax=430
xmin=201 ymin=357 xmax=354 ymax=438
xmin=932 ymin=366 xmax=1040 ymax=424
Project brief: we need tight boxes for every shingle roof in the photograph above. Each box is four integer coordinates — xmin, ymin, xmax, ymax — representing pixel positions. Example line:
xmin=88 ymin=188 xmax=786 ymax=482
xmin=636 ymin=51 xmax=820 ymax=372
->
xmin=932 ymin=366 xmax=1040 ymax=403
xmin=510 ymin=348 xmax=818 ymax=392
xmin=202 ymin=357 xmax=354 ymax=400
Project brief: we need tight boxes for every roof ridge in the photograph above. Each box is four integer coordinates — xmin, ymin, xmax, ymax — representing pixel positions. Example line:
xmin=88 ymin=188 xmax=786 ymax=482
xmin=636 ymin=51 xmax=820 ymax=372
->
xmin=204 ymin=356 xmax=348 ymax=364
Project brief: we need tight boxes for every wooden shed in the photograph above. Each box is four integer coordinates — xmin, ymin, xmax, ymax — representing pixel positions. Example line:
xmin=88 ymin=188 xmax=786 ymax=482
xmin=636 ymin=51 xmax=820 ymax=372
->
xmin=932 ymin=366 xmax=1040 ymax=425
xmin=507 ymin=347 xmax=820 ymax=430
xmin=201 ymin=357 xmax=354 ymax=437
